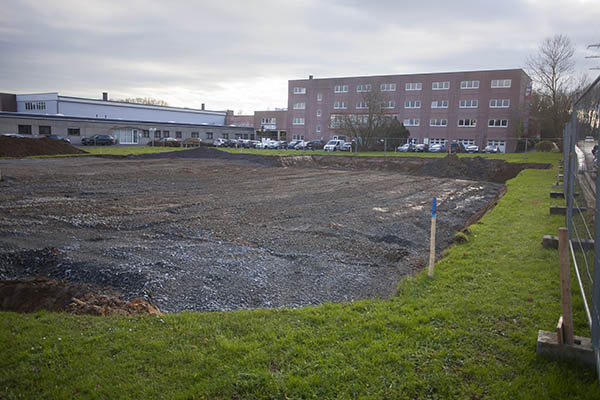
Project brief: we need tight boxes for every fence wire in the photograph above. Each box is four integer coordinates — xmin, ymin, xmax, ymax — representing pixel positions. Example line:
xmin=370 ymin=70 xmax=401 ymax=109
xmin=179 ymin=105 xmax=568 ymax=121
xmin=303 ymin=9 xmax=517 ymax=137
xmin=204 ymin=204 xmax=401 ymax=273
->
xmin=565 ymin=73 xmax=600 ymax=381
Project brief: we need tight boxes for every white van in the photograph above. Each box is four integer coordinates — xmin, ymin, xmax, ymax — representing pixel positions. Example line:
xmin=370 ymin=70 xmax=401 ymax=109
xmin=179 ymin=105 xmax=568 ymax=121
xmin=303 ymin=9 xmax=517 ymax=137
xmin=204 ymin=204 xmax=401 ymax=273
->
xmin=324 ymin=139 xmax=344 ymax=151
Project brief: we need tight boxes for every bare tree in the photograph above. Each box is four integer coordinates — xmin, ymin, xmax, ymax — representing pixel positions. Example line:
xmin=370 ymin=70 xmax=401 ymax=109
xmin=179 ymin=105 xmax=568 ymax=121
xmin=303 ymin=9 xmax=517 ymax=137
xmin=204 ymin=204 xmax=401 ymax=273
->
xmin=526 ymin=34 xmax=576 ymax=138
xmin=115 ymin=97 xmax=169 ymax=106
xmin=335 ymin=91 xmax=410 ymax=150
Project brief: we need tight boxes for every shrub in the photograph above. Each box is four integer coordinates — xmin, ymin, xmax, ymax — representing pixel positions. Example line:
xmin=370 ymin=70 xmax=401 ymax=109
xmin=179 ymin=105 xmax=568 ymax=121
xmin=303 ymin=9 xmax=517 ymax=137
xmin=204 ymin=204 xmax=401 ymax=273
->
xmin=534 ymin=141 xmax=557 ymax=152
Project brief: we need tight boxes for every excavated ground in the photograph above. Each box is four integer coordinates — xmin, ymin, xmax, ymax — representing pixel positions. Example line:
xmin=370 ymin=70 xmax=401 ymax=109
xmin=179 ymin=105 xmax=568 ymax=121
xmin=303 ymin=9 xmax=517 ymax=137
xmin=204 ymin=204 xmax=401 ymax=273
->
xmin=0 ymin=150 xmax=545 ymax=314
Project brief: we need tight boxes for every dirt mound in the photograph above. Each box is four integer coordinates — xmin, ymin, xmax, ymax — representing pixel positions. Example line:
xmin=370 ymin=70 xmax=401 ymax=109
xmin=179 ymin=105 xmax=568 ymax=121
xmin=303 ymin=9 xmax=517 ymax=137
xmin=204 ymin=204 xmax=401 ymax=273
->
xmin=414 ymin=154 xmax=549 ymax=183
xmin=0 ymin=277 xmax=161 ymax=315
xmin=0 ymin=137 xmax=87 ymax=158
xmin=275 ymin=154 xmax=550 ymax=183
xmin=129 ymin=146 xmax=278 ymax=167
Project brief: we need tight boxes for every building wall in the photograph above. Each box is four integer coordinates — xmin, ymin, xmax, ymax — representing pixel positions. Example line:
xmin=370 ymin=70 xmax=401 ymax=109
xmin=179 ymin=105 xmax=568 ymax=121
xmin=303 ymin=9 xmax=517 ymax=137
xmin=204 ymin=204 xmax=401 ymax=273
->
xmin=0 ymin=93 xmax=17 ymax=112
xmin=287 ymin=69 xmax=531 ymax=152
xmin=15 ymin=93 xmax=226 ymax=126
xmin=0 ymin=113 xmax=253 ymax=144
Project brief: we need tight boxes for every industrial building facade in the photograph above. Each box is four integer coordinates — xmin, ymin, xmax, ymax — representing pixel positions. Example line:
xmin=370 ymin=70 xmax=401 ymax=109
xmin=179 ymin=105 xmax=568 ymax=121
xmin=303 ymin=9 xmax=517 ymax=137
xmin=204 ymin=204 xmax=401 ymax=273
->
xmin=0 ymin=92 xmax=254 ymax=144
xmin=286 ymin=69 xmax=532 ymax=152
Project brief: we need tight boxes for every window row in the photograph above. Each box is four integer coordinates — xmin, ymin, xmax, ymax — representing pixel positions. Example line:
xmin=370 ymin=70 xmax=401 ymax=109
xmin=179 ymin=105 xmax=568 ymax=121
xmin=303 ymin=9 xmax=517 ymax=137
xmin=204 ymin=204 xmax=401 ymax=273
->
xmin=322 ymin=98 xmax=507 ymax=110
xmin=399 ymin=119 xmax=509 ymax=128
xmin=24 ymin=101 xmax=46 ymax=111
xmin=295 ymin=79 xmax=513 ymax=98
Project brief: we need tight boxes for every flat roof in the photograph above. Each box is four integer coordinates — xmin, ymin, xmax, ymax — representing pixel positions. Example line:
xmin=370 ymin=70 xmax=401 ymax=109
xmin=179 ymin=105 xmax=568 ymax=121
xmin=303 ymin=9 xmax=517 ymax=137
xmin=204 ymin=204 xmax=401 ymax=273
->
xmin=0 ymin=112 xmax=253 ymax=130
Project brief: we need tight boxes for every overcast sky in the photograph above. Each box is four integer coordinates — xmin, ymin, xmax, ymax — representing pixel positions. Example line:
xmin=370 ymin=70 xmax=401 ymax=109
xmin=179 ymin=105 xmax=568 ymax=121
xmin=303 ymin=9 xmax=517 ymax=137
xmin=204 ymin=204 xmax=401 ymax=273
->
xmin=1 ymin=0 xmax=599 ymax=113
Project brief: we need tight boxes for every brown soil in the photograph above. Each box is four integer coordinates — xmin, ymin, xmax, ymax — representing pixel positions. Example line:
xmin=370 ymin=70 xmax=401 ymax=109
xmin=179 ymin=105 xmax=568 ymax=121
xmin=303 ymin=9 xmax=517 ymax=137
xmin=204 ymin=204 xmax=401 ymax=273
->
xmin=0 ymin=137 xmax=87 ymax=158
xmin=0 ymin=276 xmax=161 ymax=315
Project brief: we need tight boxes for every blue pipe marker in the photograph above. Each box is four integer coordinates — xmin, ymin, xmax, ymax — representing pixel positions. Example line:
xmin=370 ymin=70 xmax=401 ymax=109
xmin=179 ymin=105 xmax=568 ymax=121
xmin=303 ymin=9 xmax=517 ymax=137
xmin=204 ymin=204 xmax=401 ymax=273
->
xmin=432 ymin=197 xmax=437 ymax=218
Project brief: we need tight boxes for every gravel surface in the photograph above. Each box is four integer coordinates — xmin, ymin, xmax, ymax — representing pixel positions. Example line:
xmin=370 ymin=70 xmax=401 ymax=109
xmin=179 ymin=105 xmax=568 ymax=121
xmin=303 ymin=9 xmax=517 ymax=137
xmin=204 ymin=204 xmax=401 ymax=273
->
xmin=0 ymin=155 xmax=504 ymax=312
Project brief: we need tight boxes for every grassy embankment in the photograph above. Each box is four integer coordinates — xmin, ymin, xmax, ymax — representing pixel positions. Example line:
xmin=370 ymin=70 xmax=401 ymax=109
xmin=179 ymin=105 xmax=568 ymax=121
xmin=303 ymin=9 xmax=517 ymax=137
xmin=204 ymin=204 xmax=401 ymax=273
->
xmin=2 ymin=152 xmax=599 ymax=399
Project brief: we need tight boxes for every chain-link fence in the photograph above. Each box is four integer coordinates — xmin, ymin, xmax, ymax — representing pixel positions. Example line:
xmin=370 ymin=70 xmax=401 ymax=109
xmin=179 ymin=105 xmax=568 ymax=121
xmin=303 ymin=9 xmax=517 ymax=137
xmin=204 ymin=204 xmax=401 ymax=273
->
xmin=563 ymin=73 xmax=600 ymax=381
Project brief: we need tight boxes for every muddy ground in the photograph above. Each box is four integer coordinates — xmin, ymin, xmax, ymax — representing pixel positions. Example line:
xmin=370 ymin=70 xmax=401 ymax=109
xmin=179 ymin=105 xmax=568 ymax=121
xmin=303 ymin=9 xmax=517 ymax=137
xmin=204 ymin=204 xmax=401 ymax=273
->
xmin=0 ymin=152 xmax=517 ymax=313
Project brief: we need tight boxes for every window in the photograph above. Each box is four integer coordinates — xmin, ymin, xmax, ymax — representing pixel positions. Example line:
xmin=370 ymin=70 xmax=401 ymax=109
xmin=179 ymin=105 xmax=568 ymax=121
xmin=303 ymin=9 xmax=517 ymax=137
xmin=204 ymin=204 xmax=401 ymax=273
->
xmin=460 ymin=80 xmax=480 ymax=89
xmin=293 ymin=102 xmax=306 ymax=110
xmin=292 ymin=117 xmax=305 ymax=125
xmin=67 ymin=128 xmax=80 ymax=136
xmin=206 ymin=132 xmax=213 ymax=139
xmin=142 ymin=130 xmax=150 ymax=138
xmin=381 ymin=100 xmax=395 ymax=109
xmin=354 ymin=114 xmax=369 ymax=124
xmin=25 ymin=101 xmax=46 ymax=111
xmin=356 ymin=84 xmax=372 ymax=92
xmin=403 ymin=118 xmax=420 ymax=127
xmin=18 ymin=125 xmax=32 ymax=135
xmin=380 ymin=83 xmax=397 ymax=91
xmin=430 ymin=138 xmax=447 ymax=145
xmin=191 ymin=132 xmax=199 ymax=138
xmin=458 ymin=139 xmax=475 ymax=146
xmin=293 ymin=87 xmax=306 ymax=94
xmin=317 ymin=93 xmax=323 ymax=101
xmin=316 ymin=125 xmax=321 ymax=133
xmin=356 ymin=101 xmax=369 ymax=109
xmin=405 ymin=82 xmax=422 ymax=91
xmin=404 ymin=100 xmax=421 ymax=108
xmin=458 ymin=119 xmax=477 ymax=127
xmin=459 ymin=99 xmax=478 ymax=108
xmin=316 ymin=109 xmax=322 ymax=117
xmin=176 ymin=131 xmax=182 ymax=138
xmin=488 ymin=119 xmax=508 ymax=127
xmin=430 ymin=119 xmax=448 ymax=127
xmin=39 ymin=126 xmax=51 ymax=135
xmin=154 ymin=130 xmax=161 ymax=138
xmin=334 ymin=85 xmax=349 ymax=93
xmin=222 ymin=133 xmax=229 ymax=139
xmin=491 ymin=79 xmax=511 ymax=88
xmin=163 ymin=130 xmax=170 ymax=138
xmin=431 ymin=100 xmax=449 ymax=108
xmin=261 ymin=117 xmax=276 ymax=124
xmin=432 ymin=81 xmax=449 ymax=90
xmin=334 ymin=101 xmax=347 ymax=109
xmin=330 ymin=115 xmax=344 ymax=128
xmin=489 ymin=99 xmax=510 ymax=108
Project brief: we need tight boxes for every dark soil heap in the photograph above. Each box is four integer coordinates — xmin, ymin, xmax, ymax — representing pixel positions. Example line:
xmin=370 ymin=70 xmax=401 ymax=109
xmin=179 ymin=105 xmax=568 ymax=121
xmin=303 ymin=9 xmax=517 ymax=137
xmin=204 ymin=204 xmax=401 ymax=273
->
xmin=0 ymin=277 xmax=161 ymax=315
xmin=129 ymin=146 xmax=278 ymax=167
xmin=0 ymin=137 xmax=87 ymax=158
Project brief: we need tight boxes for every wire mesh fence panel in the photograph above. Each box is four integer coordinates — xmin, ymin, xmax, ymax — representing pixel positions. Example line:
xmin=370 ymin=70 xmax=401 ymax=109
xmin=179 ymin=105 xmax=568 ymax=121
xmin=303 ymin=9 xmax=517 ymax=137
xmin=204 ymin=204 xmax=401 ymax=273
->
xmin=566 ymin=73 xmax=600 ymax=381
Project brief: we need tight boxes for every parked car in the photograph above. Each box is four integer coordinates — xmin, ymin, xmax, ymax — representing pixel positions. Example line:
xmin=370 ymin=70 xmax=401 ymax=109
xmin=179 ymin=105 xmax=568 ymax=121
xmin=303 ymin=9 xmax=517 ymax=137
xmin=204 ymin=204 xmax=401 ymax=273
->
xmin=415 ymin=143 xmax=429 ymax=152
xmin=465 ymin=145 xmax=480 ymax=153
xmin=0 ymin=133 xmax=25 ymax=138
xmin=214 ymin=138 xmax=228 ymax=147
xmin=429 ymin=144 xmax=446 ymax=153
xmin=449 ymin=142 xmax=466 ymax=153
xmin=483 ymin=145 xmax=499 ymax=153
xmin=294 ymin=140 xmax=309 ymax=150
xmin=306 ymin=140 xmax=325 ymax=150
xmin=397 ymin=143 xmax=416 ymax=152
xmin=341 ymin=142 xmax=352 ymax=152
xmin=288 ymin=140 xmax=302 ymax=149
xmin=324 ymin=139 xmax=344 ymax=151
xmin=45 ymin=135 xmax=71 ymax=144
xmin=585 ymin=136 xmax=595 ymax=142
xmin=81 ymin=135 xmax=116 ymax=146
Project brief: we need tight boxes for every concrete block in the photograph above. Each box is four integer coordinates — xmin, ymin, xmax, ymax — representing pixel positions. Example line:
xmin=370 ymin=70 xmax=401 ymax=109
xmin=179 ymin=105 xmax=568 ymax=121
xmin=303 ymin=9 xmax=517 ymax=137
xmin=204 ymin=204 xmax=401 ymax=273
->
xmin=550 ymin=206 xmax=566 ymax=215
xmin=536 ymin=330 xmax=595 ymax=367
xmin=550 ymin=192 xmax=580 ymax=198
xmin=541 ymin=235 xmax=595 ymax=250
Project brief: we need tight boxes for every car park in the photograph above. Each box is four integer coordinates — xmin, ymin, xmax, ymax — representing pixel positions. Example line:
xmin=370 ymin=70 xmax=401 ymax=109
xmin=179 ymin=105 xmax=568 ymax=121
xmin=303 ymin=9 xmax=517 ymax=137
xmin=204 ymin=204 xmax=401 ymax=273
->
xmin=483 ymin=145 xmax=499 ymax=153
xmin=429 ymin=144 xmax=446 ymax=153
xmin=465 ymin=145 xmax=479 ymax=153
xmin=397 ymin=143 xmax=415 ymax=152
xmin=323 ymin=139 xmax=344 ymax=151
xmin=81 ymin=135 xmax=115 ymax=146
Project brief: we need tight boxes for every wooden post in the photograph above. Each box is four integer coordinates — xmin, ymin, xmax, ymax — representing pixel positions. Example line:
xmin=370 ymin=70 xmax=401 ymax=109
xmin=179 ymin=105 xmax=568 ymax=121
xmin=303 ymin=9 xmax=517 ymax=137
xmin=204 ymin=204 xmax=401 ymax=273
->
xmin=558 ymin=227 xmax=574 ymax=345
xmin=428 ymin=197 xmax=437 ymax=278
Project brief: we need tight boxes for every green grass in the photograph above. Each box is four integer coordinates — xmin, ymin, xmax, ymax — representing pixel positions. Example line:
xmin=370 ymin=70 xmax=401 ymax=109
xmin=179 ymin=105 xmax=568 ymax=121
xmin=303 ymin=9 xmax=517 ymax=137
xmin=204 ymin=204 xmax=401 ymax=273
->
xmin=219 ymin=147 xmax=557 ymax=164
xmin=2 ymin=152 xmax=599 ymax=399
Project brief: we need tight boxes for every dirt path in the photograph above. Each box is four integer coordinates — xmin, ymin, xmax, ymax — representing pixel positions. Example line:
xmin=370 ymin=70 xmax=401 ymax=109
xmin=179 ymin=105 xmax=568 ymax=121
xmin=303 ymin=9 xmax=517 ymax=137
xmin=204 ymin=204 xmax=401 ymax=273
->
xmin=0 ymin=155 xmax=508 ymax=313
